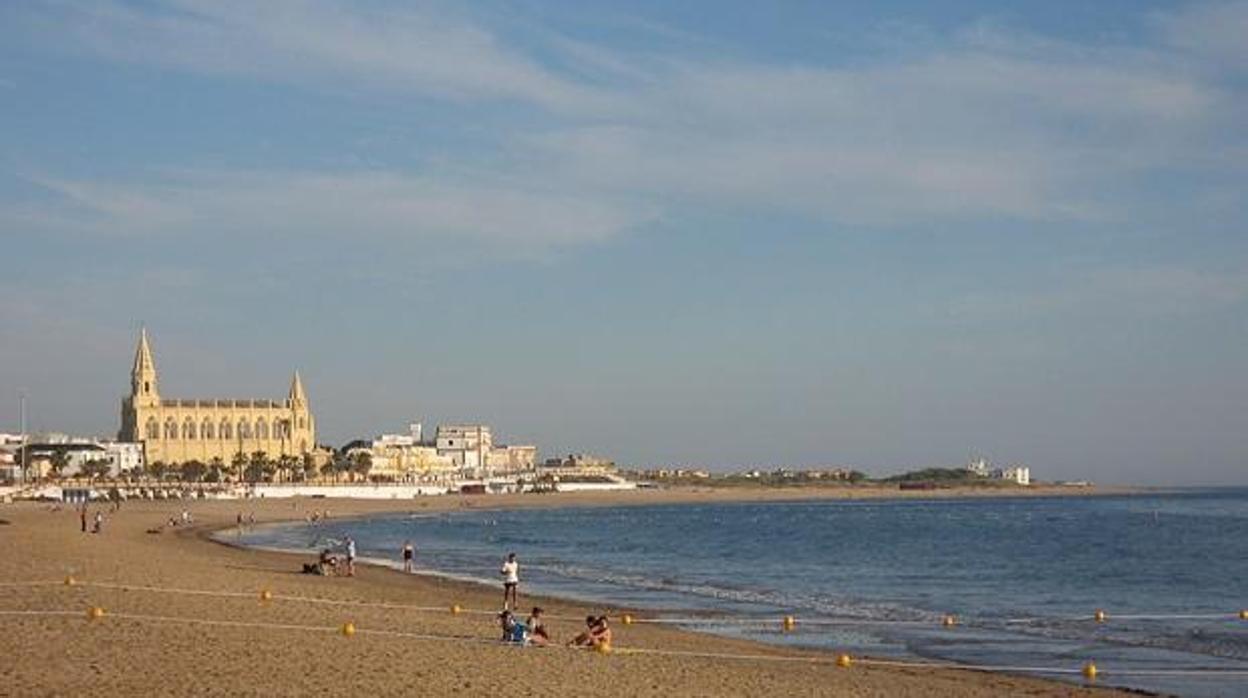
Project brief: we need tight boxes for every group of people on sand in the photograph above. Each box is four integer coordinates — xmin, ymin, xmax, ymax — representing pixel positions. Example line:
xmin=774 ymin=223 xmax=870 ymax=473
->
xmin=497 ymin=609 xmax=612 ymax=649
xmin=303 ymin=535 xmax=357 ymax=577
xmin=299 ymin=540 xmax=616 ymax=650
xmin=78 ymin=506 xmax=104 ymax=534
xmin=493 ymin=552 xmax=612 ymax=649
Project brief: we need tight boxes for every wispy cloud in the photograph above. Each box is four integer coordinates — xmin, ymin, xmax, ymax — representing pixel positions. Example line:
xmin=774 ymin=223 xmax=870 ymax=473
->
xmin=6 ymin=0 xmax=1245 ymax=243
xmin=12 ymin=170 xmax=652 ymax=250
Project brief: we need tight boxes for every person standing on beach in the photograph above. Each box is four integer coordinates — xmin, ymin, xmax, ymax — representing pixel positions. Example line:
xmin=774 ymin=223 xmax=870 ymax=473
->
xmin=92 ymin=511 xmax=103 ymax=534
xmin=345 ymin=536 xmax=357 ymax=577
xmin=79 ymin=506 xmax=87 ymax=533
xmin=401 ymin=540 xmax=415 ymax=573
xmin=501 ymin=553 xmax=519 ymax=610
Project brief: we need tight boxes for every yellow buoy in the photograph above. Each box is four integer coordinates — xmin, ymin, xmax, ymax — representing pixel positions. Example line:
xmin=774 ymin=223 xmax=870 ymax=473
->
xmin=1094 ymin=609 xmax=1107 ymax=623
xmin=259 ymin=590 xmax=273 ymax=602
xmin=87 ymin=606 xmax=105 ymax=621
xmin=341 ymin=622 xmax=356 ymax=637
xmin=1239 ymin=609 xmax=1248 ymax=621
xmin=64 ymin=576 xmax=76 ymax=587
xmin=835 ymin=653 xmax=853 ymax=668
xmin=942 ymin=614 xmax=958 ymax=628
xmin=621 ymin=613 xmax=634 ymax=626
xmin=1082 ymin=662 xmax=1098 ymax=681
xmin=450 ymin=604 xmax=462 ymax=615
xmin=593 ymin=641 xmax=612 ymax=655
xmin=782 ymin=615 xmax=796 ymax=632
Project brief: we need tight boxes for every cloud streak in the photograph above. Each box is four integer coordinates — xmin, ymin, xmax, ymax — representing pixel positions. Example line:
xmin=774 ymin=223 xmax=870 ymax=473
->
xmin=6 ymin=0 xmax=1246 ymax=245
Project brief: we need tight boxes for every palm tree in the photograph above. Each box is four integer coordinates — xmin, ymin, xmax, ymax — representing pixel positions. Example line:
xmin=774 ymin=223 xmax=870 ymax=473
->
xmin=230 ymin=452 xmax=248 ymax=483
xmin=49 ymin=451 xmax=71 ymax=480
xmin=205 ymin=457 xmax=225 ymax=483
xmin=246 ymin=451 xmax=271 ymax=483
xmin=301 ymin=453 xmax=318 ymax=482
xmin=277 ymin=454 xmax=299 ymax=483
xmin=82 ymin=458 xmax=112 ymax=482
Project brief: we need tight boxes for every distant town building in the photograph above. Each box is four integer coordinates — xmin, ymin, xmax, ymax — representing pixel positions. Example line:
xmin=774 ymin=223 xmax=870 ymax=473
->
xmin=117 ymin=329 xmax=316 ymax=465
xmin=996 ymin=466 xmax=1031 ymax=485
xmin=357 ymin=424 xmax=457 ymax=481
xmin=435 ymin=424 xmax=537 ymax=476
xmin=435 ymin=425 xmax=493 ymax=470
xmin=967 ymin=454 xmax=1031 ymax=485
xmin=17 ymin=437 xmax=143 ymax=478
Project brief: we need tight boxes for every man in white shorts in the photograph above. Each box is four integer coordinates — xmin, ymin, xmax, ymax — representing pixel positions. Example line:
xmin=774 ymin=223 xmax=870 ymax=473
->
xmin=500 ymin=553 xmax=519 ymax=610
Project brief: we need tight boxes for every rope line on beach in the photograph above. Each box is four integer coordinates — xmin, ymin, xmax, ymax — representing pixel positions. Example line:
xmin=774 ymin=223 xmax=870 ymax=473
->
xmin=11 ymin=579 xmax=1248 ymax=631
xmin=4 ymin=607 xmax=1248 ymax=680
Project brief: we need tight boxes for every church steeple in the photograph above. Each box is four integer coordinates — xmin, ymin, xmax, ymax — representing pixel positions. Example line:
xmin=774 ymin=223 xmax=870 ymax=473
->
xmin=288 ymin=370 xmax=307 ymax=406
xmin=131 ymin=327 xmax=158 ymax=401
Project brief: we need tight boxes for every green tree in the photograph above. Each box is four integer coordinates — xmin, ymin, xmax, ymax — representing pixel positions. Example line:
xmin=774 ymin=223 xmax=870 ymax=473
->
xmin=148 ymin=460 xmax=168 ymax=481
xmin=350 ymin=451 xmax=373 ymax=481
xmin=181 ymin=460 xmax=207 ymax=483
xmin=81 ymin=458 xmax=113 ymax=482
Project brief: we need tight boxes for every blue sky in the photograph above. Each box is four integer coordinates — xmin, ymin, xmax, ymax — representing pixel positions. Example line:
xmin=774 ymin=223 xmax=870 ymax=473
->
xmin=2 ymin=1 xmax=1246 ymax=484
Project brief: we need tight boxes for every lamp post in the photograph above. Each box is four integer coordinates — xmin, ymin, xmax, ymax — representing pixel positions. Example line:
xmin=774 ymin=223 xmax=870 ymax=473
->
xmin=18 ymin=391 xmax=27 ymax=486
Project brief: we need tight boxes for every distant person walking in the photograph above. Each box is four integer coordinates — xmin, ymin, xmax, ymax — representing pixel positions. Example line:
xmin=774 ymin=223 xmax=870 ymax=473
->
xmin=79 ymin=507 xmax=87 ymax=533
xmin=501 ymin=553 xmax=519 ymax=610
xmin=92 ymin=511 xmax=103 ymax=534
xmin=345 ymin=536 xmax=357 ymax=577
xmin=401 ymin=540 xmax=415 ymax=573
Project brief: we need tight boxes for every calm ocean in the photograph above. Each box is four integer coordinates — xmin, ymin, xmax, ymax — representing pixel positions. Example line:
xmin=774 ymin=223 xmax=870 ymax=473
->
xmin=235 ymin=490 xmax=1248 ymax=697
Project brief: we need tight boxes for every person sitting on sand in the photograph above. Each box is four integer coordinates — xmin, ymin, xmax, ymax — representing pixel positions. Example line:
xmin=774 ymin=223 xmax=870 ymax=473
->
xmin=590 ymin=616 xmax=611 ymax=647
xmin=498 ymin=610 xmax=528 ymax=644
xmin=525 ymin=607 xmax=550 ymax=646
xmin=569 ymin=615 xmax=599 ymax=647
xmin=318 ymin=548 xmax=337 ymax=576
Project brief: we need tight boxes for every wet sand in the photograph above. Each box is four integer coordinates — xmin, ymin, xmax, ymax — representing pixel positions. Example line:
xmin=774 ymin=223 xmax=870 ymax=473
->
xmin=0 ymin=488 xmax=1135 ymax=697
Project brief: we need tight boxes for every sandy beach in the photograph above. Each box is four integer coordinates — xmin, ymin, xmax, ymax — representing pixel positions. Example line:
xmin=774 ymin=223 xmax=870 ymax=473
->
xmin=0 ymin=487 xmax=1135 ymax=697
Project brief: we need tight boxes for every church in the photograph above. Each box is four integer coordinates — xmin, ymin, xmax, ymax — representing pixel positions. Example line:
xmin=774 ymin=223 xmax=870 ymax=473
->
xmin=118 ymin=329 xmax=316 ymax=465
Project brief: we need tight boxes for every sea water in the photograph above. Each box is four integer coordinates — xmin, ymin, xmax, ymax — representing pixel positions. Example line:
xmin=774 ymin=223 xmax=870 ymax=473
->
xmin=235 ymin=489 xmax=1248 ymax=697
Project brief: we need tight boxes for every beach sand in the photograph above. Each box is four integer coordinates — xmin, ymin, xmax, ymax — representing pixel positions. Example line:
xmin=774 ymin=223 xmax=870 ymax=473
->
xmin=0 ymin=488 xmax=1135 ymax=697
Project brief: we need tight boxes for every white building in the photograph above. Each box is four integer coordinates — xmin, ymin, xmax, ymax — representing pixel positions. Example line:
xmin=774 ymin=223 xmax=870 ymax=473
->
xmin=997 ymin=466 xmax=1031 ymax=485
xmin=436 ymin=425 xmax=492 ymax=469
xmin=101 ymin=441 xmax=145 ymax=474
xmin=434 ymin=424 xmax=537 ymax=477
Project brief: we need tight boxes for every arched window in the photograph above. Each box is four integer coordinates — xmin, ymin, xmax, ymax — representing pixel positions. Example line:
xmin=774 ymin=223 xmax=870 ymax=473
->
xmin=275 ymin=420 xmax=288 ymax=439
xmin=183 ymin=419 xmax=196 ymax=440
xmin=164 ymin=418 xmax=177 ymax=439
xmin=220 ymin=419 xmax=233 ymax=440
xmin=298 ymin=417 xmax=306 ymax=429
xmin=256 ymin=418 xmax=269 ymax=439
xmin=202 ymin=419 xmax=215 ymax=440
xmin=145 ymin=418 xmax=159 ymax=440
xmin=238 ymin=419 xmax=252 ymax=439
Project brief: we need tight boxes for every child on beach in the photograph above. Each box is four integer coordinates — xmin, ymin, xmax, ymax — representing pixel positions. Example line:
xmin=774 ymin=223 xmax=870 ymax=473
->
xmin=344 ymin=537 xmax=357 ymax=576
xmin=570 ymin=616 xmax=611 ymax=649
xmin=500 ymin=553 xmax=519 ymax=610
xmin=526 ymin=607 xmax=550 ymax=646
xmin=498 ymin=610 xmax=529 ymax=644
xmin=401 ymin=540 xmax=415 ymax=573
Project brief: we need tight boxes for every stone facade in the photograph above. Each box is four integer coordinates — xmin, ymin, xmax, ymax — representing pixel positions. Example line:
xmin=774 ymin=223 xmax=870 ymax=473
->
xmin=118 ymin=329 xmax=316 ymax=465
